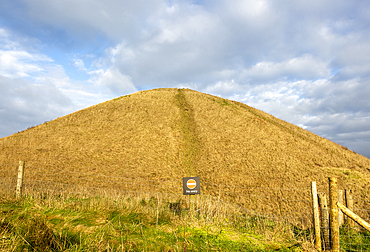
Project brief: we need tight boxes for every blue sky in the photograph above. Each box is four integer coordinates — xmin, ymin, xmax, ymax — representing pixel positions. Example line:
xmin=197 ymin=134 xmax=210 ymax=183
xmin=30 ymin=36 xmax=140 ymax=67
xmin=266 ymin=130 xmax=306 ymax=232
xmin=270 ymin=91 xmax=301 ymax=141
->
xmin=1 ymin=0 xmax=370 ymax=158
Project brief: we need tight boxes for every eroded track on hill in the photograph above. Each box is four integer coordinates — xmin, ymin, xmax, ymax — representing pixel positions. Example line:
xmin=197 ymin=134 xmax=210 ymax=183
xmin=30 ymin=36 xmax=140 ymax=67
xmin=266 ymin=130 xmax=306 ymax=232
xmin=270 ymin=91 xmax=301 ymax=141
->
xmin=174 ymin=89 xmax=202 ymax=177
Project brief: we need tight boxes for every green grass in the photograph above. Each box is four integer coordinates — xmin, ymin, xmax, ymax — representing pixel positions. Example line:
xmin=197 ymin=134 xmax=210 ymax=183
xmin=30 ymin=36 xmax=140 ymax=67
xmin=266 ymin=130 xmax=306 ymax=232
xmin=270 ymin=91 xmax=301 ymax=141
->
xmin=0 ymin=194 xmax=311 ymax=251
xmin=340 ymin=226 xmax=370 ymax=251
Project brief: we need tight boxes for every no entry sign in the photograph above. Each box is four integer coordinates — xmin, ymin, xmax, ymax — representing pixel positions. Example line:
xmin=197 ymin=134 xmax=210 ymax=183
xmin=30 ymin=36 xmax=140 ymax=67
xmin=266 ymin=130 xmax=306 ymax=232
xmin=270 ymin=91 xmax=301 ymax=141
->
xmin=183 ymin=177 xmax=200 ymax=195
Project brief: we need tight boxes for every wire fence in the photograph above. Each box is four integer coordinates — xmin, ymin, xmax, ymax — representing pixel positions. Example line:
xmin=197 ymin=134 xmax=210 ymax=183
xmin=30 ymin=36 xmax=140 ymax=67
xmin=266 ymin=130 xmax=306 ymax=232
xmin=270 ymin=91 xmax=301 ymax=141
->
xmin=314 ymin=182 xmax=370 ymax=251
xmin=0 ymin=163 xmax=314 ymax=224
xmin=341 ymin=195 xmax=370 ymax=252
xmin=1 ymin=162 xmax=370 ymax=251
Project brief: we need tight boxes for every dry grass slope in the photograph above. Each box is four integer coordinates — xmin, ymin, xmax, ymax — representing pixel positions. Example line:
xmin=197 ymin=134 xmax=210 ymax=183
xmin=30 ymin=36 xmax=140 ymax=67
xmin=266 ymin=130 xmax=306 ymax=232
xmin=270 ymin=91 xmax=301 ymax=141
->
xmin=1 ymin=88 xmax=370 ymax=217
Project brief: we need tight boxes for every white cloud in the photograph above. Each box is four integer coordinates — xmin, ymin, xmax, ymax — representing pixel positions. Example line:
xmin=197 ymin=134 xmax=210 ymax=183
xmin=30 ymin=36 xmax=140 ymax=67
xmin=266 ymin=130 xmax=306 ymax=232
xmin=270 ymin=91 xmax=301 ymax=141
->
xmin=73 ymin=58 xmax=86 ymax=71
xmin=0 ymin=75 xmax=73 ymax=136
xmin=240 ymin=55 xmax=331 ymax=83
xmin=91 ymin=68 xmax=137 ymax=95
xmin=150 ymin=5 xmax=216 ymax=45
xmin=0 ymin=28 xmax=116 ymax=137
xmin=223 ymin=0 xmax=270 ymax=22
xmin=203 ymin=80 xmax=244 ymax=96
xmin=0 ymin=27 xmax=54 ymax=79
xmin=22 ymin=0 xmax=165 ymax=42
xmin=0 ymin=50 xmax=53 ymax=78
xmin=0 ymin=28 xmax=18 ymax=50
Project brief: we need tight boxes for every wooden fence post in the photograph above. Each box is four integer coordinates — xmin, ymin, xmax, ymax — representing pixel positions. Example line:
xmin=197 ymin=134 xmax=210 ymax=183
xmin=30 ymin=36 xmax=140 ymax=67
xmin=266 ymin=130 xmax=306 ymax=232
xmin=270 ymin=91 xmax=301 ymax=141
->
xmin=338 ymin=190 xmax=344 ymax=227
xmin=337 ymin=202 xmax=370 ymax=232
xmin=329 ymin=177 xmax=340 ymax=252
xmin=16 ymin=161 xmax=25 ymax=199
xmin=345 ymin=189 xmax=355 ymax=228
xmin=318 ymin=192 xmax=330 ymax=250
xmin=218 ymin=187 xmax=221 ymax=202
xmin=311 ymin=182 xmax=321 ymax=251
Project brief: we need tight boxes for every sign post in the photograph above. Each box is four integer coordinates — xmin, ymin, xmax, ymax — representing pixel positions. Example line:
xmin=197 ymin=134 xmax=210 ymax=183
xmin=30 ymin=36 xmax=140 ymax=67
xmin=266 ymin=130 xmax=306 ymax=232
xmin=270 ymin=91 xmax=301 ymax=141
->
xmin=183 ymin=177 xmax=200 ymax=195
xmin=182 ymin=177 xmax=200 ymax=251
xmin=183 ymin=177 xmax=200 ymax=218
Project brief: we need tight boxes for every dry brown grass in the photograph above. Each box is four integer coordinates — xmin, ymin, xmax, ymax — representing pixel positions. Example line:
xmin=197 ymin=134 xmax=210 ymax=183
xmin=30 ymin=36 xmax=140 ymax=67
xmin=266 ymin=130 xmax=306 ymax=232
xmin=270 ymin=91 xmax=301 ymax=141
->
xmin=1 ymin=88 xmax=369 ymax=218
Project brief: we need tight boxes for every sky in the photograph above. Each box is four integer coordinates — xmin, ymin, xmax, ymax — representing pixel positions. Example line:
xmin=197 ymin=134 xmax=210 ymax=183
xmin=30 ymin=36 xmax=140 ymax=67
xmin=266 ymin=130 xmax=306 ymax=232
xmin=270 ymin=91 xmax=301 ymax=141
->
xmin=0 ymin=0 xmax=370 ymax=158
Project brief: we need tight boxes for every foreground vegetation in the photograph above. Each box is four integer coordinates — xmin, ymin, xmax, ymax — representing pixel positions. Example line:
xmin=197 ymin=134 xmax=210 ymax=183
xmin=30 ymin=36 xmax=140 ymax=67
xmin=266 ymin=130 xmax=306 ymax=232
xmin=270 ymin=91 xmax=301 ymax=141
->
xmin=0 ymin=193 xmax=313 ymax=251
xmin=339 ymin=226 xmax=370 ymax=251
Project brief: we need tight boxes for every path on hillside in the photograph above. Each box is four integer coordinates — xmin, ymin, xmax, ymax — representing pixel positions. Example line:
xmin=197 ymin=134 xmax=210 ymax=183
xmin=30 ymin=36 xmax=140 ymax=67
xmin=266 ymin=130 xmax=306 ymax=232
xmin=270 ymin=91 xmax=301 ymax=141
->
xmin=174 ymin=89 xmax=202 ymax=177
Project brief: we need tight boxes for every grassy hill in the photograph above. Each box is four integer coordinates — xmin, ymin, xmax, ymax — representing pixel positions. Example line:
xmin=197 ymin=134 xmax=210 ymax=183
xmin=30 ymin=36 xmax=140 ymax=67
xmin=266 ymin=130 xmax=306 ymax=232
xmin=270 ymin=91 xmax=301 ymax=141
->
xmin=1 ymin=88 xmax=370 ymax=219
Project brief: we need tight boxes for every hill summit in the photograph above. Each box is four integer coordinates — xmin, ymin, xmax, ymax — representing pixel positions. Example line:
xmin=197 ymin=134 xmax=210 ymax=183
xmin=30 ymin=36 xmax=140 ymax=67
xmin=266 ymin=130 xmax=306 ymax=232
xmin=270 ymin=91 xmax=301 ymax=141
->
xmin=1 ymin=88 xmax=369 ymax=215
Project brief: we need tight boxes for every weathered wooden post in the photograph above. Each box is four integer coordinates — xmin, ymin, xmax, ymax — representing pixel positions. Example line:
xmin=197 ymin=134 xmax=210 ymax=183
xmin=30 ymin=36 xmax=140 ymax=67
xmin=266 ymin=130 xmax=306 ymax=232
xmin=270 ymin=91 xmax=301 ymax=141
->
xmin=337 ymin=202 xmax=370 ymax=232
xmin=16 ymin=161 xmax=25 ymax=199
xmin=318 ymin=192 xmax=330 ymax=250
xmin=329 ymin=177 xmax=340 ymax=252
xmin=345 ymin=189 xmax=355 ymax=228
xmin=156 ymin=193 xmax=160 ymax=227
xmin=311 ymin=182 xmax=321 ymax=251
xmin=218 ymin=186 xmax=221 ymax=202
xmin=338 ymin=190 xmax=344 ymax=227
